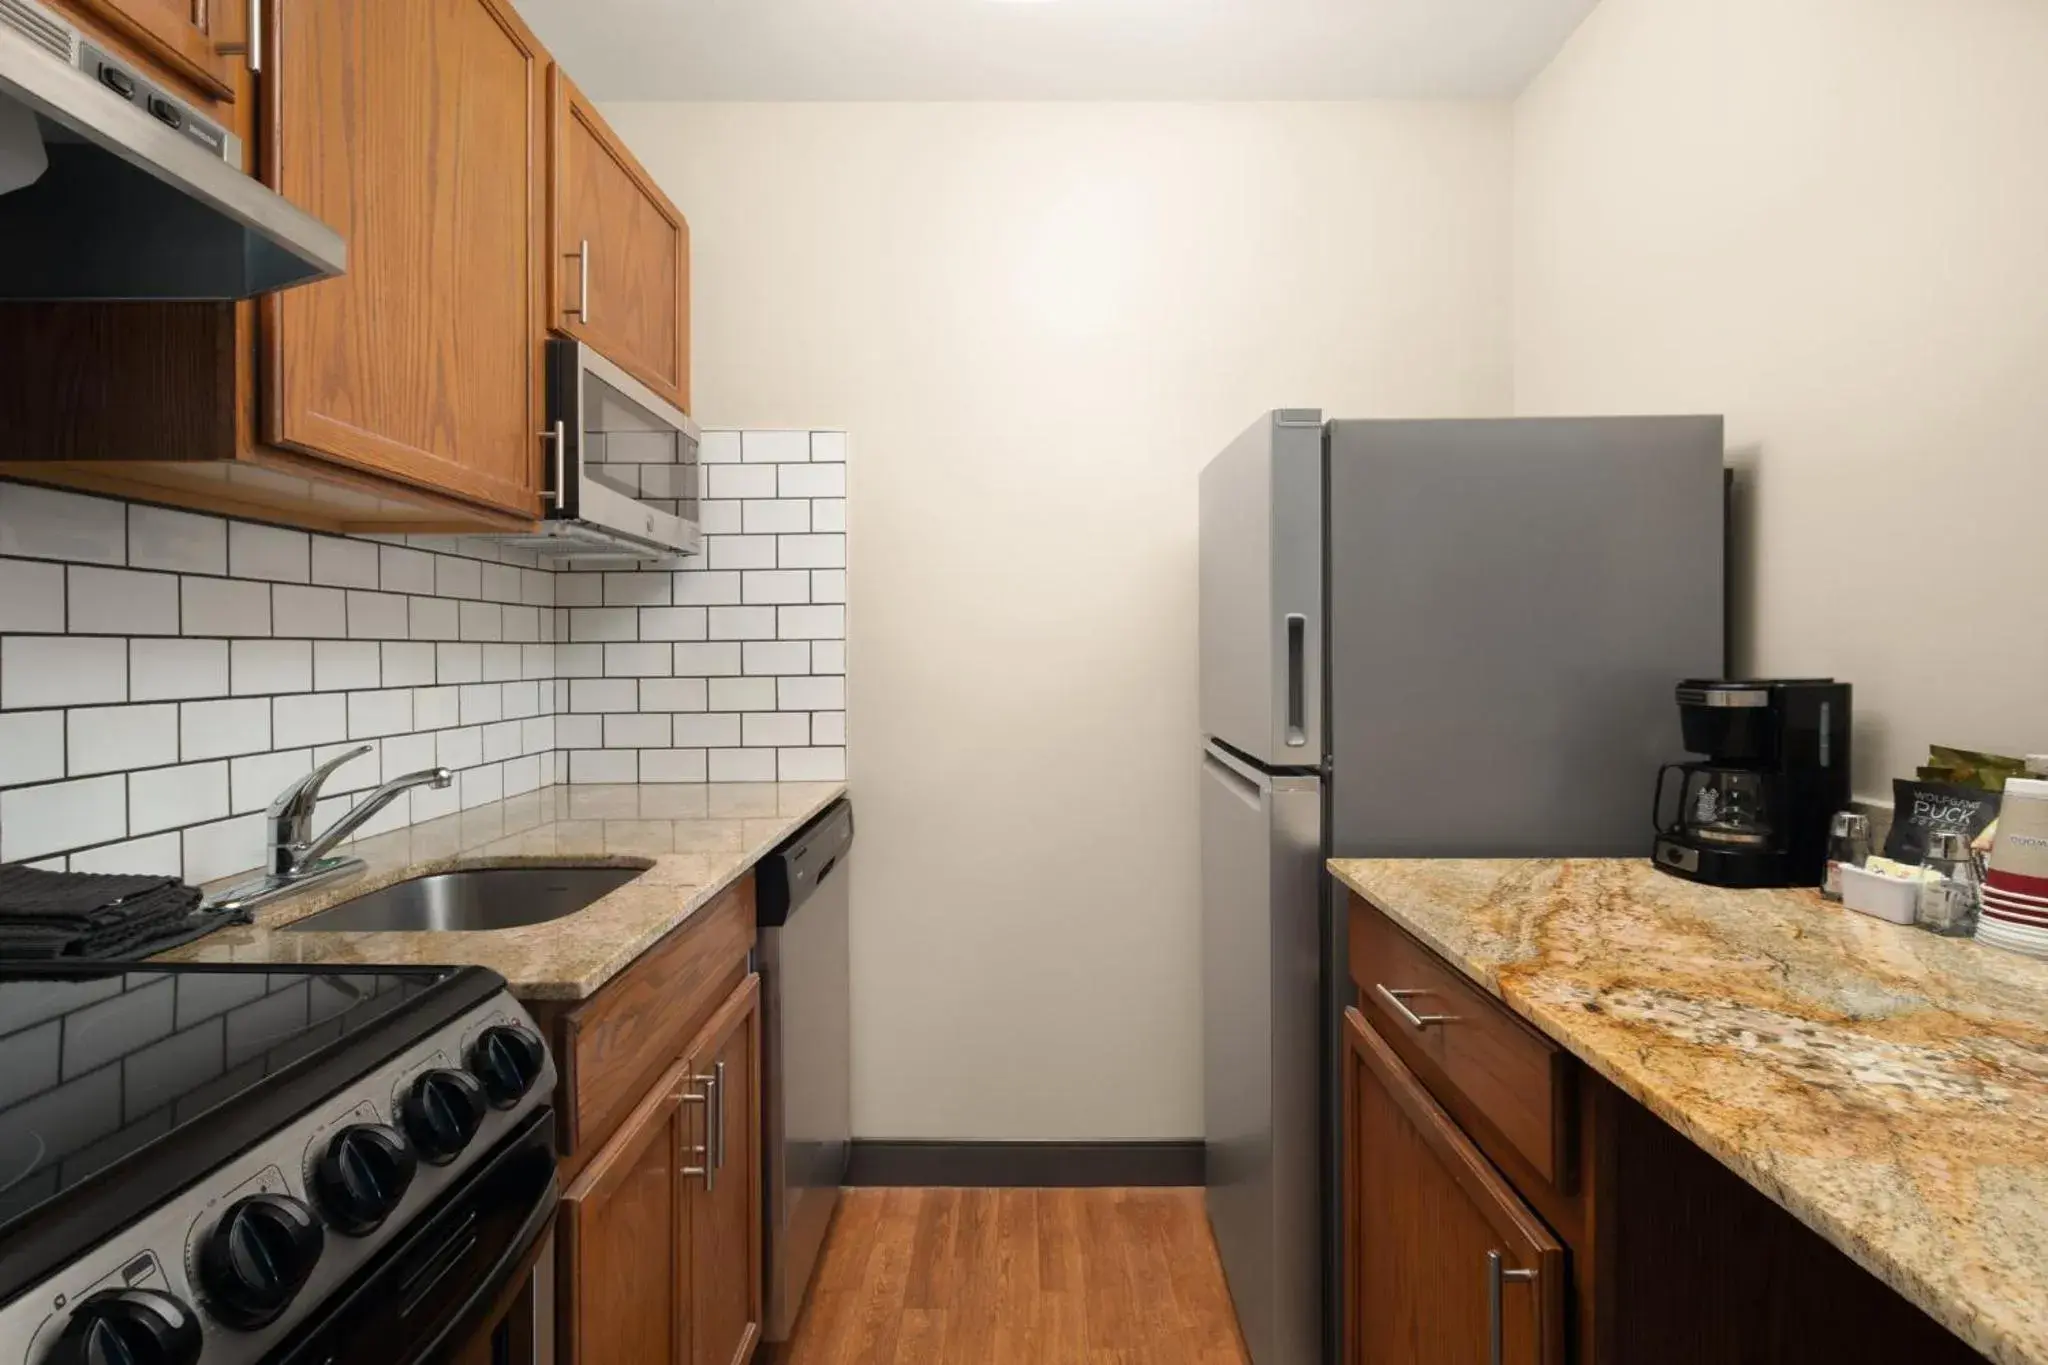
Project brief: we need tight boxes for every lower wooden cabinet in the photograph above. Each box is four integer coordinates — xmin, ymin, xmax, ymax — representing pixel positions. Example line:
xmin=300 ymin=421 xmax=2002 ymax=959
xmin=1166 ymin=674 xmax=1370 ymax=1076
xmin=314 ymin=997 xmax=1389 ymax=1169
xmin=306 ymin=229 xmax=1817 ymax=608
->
xmin=556 ymin=970 xmax=762 ymax=1365
xmin=1344 ymin=1006 xmax=1564 ymax=1365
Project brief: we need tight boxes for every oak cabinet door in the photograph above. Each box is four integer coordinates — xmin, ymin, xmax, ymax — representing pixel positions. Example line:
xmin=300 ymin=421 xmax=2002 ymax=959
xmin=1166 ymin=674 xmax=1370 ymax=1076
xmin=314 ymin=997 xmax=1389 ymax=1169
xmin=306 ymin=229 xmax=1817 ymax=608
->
xmin=561 ymin=1058 xmax=691 ymax=1365
xmin=64 ymin=0 xmax=241 ymax=102
xmin=682 ymin=975 xmax=762 ymax=1365
xmin=1344 ymin=1007 xmax=1565 ymax=1365
xmin=549 ymin=68 xmax=691 ymax=411
xmin=264 ymin=0 xmax=546 ymax=517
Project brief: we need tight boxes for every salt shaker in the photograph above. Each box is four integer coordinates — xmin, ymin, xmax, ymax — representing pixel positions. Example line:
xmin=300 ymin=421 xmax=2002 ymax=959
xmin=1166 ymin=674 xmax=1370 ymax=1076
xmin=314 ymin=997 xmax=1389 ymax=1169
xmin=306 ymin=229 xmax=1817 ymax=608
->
xmin=1918 ymin=830 xmax=1980 ymax=936
xmin=1822 ymin=811 xmax=1872 ymax=901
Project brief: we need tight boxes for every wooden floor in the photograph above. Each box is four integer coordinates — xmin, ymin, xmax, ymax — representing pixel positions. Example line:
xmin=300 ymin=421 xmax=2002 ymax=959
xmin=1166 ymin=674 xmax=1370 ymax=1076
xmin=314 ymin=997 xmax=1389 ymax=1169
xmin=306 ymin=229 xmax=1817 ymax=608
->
xmin=781 ymin=1188 xmax=1251 ymax=1365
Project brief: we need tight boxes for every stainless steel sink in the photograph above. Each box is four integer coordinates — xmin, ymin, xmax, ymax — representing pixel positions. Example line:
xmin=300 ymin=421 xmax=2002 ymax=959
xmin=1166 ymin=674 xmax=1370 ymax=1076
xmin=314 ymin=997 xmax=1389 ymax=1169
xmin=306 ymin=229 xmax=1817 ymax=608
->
xmin=282 ymin=865 xmax=647 ymax=933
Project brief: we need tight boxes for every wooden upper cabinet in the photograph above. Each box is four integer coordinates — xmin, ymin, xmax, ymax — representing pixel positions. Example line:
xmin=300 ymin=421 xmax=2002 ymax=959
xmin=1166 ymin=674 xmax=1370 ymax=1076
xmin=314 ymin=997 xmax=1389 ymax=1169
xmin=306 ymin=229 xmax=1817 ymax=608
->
xmin=263 ymin=0 xmax=546 ymax=517
xmin=63 ymin=0 xmax=243 ymax=104
xmin=1344 ymin=1008 xmax=1564 ymax=1365
xmin=683 ymin=976 xmax=762 ymax=1365
xmin=549 ymin=69 xmax=691 ymax=411
xmin=561 ymin=1057 xmax=691 ymax=1365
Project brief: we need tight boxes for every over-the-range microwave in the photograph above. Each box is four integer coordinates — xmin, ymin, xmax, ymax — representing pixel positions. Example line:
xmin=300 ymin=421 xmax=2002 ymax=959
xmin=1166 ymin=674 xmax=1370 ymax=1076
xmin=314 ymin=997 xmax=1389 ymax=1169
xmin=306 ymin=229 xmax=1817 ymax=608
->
xmin=495 ymin=339 xmax=704 ymax=562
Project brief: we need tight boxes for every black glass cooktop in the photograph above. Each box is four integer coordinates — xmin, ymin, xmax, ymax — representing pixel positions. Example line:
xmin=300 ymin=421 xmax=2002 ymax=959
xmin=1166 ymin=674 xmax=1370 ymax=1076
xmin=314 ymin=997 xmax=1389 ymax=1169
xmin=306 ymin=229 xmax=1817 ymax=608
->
xmin=0 ymin=964 xmax=458 ymax=1235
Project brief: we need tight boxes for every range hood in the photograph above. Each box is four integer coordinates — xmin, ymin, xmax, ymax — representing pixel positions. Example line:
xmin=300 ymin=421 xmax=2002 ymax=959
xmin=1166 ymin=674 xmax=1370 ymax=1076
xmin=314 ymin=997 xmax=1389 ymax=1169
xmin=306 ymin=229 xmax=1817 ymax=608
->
xmin=0 ymin=0 xmax=344 ymax=299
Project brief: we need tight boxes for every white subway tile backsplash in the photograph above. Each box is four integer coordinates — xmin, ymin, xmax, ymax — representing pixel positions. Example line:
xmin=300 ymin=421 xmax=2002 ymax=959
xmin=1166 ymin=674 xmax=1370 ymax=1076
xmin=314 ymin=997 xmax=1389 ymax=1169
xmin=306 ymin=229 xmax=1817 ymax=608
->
xmin=779 ymin=748 xmax=846 ymax=782
xmin=129 ymin=761 xmax=229 ymax=837
xmin=311 ymin=537 xmax=380 ymax=589
xmin=640 ymin=749 xmax=706 ymax=783
xmin=4 ymin=636 xmax=126 ymax=709
xmin=709 ymin=677 xmax=776 ymax=712
xmin=708 ymin=748 xmax=775 ymax=782
xmin=274 ymin=692 xmax=347 ymax=749
xmin=69 ymin=704 xmax=178 ymax=776
xmin=231 ymin=640 xmax=313 ymax=696
xmin=0 ymin=711 xmax=64 ymax=786
xmin=229 ymin=522 xmax=310 ymax=583
xmin=129 ymin=505 xmax=224 ymax=575
xmin=641 ymin=678 xmax=707 ymax=712
xmin=0 ymin=558 xmax=63 ymax=632
xmin=1 ymin=775 xmax=125 ymax=862
xmin=132 ymin=638 xmax=228 ymax=701
xmin=182 ymin=578 xmax=270 ymax=637
xmin=275 ymin=585 xmax=348 ymax=639
xmin=314 ymin=640 xmax=381 ymax=693
xmin=0 ymin=484 xmax=126 ymax=565
xmin=743 ymin=431 xmax=812 ymax=464
xmin=0 ymin=429 xmax=846 ymax=872
xmin=778 ymin=535 xmax=845 ymax=570
xmin=183 ymin=698 xmax=272 ymax=760
xmin=743 ymin=712 xmax=809 ymax=748
xmin=779 ymin=675 xmax=846 ymax=711
xmin=348 ymin=591 xmax=412 ymax=640
xmin=778 ymin=463 xmax=845 ymax=499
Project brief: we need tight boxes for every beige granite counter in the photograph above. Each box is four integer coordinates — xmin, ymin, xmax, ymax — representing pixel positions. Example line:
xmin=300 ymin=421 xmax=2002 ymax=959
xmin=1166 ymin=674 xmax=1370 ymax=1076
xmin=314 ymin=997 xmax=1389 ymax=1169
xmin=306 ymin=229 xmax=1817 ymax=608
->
xmin=159 ymin=782 xmax=845 ymax=1000
xmin=1329 ymin=857 xmax=2048 ymax=1365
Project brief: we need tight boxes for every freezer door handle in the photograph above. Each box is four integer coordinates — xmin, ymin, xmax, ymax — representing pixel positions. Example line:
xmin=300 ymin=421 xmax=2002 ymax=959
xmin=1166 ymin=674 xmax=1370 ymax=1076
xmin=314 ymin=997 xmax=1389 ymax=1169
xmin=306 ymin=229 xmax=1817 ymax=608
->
xmin=1284 ymin=614 xmax=1308 ymax=747
xmin=1203 ymin=747 xmax=1267 ymax=809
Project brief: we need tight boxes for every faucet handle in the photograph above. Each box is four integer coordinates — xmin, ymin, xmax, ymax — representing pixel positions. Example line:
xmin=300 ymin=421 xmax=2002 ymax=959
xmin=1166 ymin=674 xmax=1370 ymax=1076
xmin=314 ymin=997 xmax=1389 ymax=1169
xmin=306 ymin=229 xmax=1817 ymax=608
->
xmin=268 ymin=744 xmax=373 ymax=846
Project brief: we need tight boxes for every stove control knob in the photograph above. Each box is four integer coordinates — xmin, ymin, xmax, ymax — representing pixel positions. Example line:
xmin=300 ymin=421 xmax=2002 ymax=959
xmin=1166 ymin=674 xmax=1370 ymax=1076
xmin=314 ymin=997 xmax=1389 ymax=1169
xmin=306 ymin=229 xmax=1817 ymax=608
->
xmin=468 ymin=1025 xmax=546 ymax=1109
xmin=198 ymin=1193 xmax=325 ymax=1329
xmin=313 ymin=1123 xmax=417 ymax=1235
xmin=52 ymin=1288 xmax=202 ymax=1365
xmin=400 ymin=1068 xmax=486 ymax=1164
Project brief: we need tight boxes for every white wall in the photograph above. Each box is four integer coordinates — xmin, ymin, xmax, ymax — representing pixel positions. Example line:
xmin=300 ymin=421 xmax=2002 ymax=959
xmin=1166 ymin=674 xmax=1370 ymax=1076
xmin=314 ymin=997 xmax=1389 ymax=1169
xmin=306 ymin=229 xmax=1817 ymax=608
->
xmin=1514 ymin=0 xmax=2048 ymax=795
xmin=603 ymin=102 xmax=1514 ymax=1138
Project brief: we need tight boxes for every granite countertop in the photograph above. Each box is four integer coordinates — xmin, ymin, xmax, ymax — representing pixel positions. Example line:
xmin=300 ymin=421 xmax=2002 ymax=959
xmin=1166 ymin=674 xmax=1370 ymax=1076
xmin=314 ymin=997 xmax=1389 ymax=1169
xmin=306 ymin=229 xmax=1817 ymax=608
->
xmin=158 ymin=782 xmax=846 ymax=1000
xmin=1329 ymin=857 xmax=2048 ymax=1365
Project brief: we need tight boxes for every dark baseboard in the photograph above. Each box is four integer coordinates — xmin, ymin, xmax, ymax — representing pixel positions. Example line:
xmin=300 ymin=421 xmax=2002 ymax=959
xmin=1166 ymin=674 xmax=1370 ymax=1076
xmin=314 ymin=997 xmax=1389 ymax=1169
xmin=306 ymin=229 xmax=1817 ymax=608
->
xmin=846 ymin=1140 xmax=1204 ymax=1188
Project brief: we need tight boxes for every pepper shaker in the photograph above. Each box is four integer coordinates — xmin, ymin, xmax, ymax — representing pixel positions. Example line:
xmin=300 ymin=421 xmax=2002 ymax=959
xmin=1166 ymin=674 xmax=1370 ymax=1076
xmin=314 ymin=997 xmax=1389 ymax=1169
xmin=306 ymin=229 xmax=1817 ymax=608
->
xmin=1822 ymin=811 xmax=1872 ymax=902
xmin=1918 ymin=830 xmax=1980 ymax=936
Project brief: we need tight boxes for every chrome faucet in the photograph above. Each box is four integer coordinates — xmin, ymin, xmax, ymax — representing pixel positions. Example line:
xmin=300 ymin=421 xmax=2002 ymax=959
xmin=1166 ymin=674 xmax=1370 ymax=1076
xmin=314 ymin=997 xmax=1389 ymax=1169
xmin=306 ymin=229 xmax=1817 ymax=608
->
xmin=209 ymin=745 xmax=452 ymax=914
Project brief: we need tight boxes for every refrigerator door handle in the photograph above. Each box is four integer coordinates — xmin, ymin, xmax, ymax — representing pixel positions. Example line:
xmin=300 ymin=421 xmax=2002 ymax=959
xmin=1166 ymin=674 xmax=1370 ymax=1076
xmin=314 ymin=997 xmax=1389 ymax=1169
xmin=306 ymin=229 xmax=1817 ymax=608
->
xmin=1203 ymin=746 xmax=1267 ymax=808
xmin=1284 ymin=614 xmax=1308 ymax=747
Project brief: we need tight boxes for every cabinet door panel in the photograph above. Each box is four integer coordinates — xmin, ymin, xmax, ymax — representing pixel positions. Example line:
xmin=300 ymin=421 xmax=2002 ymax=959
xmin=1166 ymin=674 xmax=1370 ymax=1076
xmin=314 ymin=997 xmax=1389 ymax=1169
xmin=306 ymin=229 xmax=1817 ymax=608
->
xmin=684 ymin=975 xmax=762 ymax=1365
xmin=1345 ymin=1008 xmax=1564 ymax=1365
xmin=64 ymin=0 xmax=239 ymax=101
xmin=562 ymin=1058 xmax=689 ymax=1365
xmin=550 ymin=69 xmax=690 ymax=410
xmin=264 ymin=0 xmax=544 ymax=516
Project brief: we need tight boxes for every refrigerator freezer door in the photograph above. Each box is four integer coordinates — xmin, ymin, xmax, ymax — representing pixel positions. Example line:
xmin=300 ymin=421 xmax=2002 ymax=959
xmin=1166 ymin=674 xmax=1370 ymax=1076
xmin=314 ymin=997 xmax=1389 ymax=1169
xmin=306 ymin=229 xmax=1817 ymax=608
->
xmin=1325 ymin=416 xmax=1725 ymax=856
xmin=1200 ymin=411 xmax=1325 ymax=768
xmin=1201 ymin=742 xmax=1323 ymax=1365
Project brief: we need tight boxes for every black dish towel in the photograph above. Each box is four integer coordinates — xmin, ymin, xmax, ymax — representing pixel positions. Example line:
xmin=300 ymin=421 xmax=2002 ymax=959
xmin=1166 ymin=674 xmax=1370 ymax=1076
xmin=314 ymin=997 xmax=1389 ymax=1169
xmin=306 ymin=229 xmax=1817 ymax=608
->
xmin=0 ymin=866 xmax=246 ymax=960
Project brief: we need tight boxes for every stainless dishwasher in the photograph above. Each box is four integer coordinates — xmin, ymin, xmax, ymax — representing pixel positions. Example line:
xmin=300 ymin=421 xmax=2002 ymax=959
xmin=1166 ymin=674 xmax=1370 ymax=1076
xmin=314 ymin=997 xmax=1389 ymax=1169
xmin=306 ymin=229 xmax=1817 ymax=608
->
xmin=756 ymin=798 xmax=853 ymax=1349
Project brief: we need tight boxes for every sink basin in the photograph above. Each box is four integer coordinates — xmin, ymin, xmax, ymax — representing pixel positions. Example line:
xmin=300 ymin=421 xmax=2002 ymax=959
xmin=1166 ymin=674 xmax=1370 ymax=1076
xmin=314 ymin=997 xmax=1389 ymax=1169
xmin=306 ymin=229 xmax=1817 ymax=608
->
xmin=283 ymin=865 xmax=647 ymax=933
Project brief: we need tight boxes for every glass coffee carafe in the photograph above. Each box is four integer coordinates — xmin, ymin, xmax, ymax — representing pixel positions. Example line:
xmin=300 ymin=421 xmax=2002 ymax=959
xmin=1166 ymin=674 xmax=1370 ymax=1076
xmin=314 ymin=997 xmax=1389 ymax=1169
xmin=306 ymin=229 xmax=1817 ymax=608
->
xmin=1655 ymin=762 xmax=1774 ymax=847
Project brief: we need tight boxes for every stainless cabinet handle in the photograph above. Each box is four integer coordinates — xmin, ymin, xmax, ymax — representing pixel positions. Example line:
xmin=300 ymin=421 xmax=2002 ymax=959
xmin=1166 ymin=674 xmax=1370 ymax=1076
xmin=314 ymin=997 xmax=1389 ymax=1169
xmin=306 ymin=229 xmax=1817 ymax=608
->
xmin=679 ymin=1082 xmax=709 ymax=1183
xmin=566 ymin=239 xmax=590 ymax=324
xmin=247 ymin=0 xmax=261 ymax=72
xmin=1487 ymin=1250 xmax=1538 ymax=1365
xmin=712 ymin=1059 xmax=728 ymax=1172
xmin=1374 ymin=983 xmax=1458 ymax=1030
xmin=541 ymin=420 xmax=566 ymax=505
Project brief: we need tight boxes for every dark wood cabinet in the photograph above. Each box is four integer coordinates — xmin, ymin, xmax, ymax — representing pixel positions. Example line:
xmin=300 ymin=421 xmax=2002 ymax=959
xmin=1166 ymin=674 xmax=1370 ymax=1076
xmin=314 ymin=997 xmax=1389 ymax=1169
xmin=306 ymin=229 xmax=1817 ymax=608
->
xmin=561 ymin=1059 xmax=691 ymax=1365
xmin=1345 ymin=1006 xmax=1564 ymax=1365
xmin=683 ymin=975 xmax=763 ymax=1365
xmin=265 ymin=0 xmax=546 ymax=517
xmin=549 ymin=68 xmax=691 ymax=410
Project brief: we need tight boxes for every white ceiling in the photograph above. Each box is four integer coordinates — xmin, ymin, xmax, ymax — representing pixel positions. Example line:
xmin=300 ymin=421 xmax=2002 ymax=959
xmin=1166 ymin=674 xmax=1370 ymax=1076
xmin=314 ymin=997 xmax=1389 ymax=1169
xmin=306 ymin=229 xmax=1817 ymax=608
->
xmin=511 ymin=0 xmax=1602 ymax=102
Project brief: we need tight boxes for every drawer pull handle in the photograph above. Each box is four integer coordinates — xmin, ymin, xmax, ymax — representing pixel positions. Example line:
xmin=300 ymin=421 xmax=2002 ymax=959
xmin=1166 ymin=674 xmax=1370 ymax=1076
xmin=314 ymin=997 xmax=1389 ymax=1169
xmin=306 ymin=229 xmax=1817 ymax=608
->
xmin=1487 ymin=1250 xmax=1539 ymax=1365
xmin=1374 ymin=983 xmax=1458 ymax=1030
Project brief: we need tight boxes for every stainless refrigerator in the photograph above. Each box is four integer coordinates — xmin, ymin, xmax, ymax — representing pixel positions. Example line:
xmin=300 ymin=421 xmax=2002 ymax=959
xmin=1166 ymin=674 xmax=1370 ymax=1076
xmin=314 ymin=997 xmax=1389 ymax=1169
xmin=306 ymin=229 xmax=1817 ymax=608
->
xmin=1199 ymin=411 xmax=1725 ymax=1365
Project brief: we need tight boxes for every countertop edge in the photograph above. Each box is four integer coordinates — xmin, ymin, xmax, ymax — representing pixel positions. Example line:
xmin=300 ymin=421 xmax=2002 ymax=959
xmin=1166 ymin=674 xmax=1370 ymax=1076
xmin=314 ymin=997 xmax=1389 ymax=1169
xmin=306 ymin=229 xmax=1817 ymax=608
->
xmin=1327 ymin=858 xmax=2028 ymax=1365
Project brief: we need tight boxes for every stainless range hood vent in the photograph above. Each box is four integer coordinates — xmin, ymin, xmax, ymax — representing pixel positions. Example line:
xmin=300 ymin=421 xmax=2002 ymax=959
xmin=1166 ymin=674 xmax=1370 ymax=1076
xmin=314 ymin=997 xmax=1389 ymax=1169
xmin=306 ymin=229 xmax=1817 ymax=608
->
xmin=0 ymin=0 xmax=345 ymax=299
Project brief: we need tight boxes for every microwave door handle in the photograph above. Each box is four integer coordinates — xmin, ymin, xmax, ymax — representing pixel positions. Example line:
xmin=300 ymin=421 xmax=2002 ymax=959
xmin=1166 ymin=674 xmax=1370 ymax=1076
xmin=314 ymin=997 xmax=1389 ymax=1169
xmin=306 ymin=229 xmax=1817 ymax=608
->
xmin=542 ymin=420 xmax=567 ymax=508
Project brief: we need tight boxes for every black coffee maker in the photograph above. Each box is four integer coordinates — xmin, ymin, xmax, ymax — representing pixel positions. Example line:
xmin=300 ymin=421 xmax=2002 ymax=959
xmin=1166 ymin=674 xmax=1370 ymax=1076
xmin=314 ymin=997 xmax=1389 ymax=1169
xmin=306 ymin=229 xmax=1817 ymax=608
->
xmin=1651 ymin=679 xmax=1852 ymax=887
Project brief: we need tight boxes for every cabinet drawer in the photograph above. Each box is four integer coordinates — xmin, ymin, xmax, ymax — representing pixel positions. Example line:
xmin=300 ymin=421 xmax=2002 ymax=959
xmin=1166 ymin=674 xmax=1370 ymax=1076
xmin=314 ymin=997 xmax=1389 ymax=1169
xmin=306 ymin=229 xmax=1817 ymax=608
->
xmin=1350 ymin=897 xmax=1573 ymax=1188
xmin=547 ymin=875 xmax=756 ymax=1162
